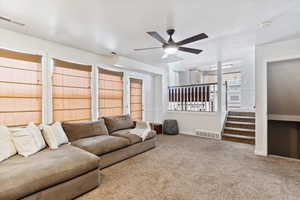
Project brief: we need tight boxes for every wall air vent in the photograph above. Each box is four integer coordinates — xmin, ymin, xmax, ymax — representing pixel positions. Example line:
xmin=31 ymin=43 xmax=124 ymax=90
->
xmin=195 ymin=129 xmax=220 ymax=140
xmin=0 ymin=16 xmax=25 ymax=26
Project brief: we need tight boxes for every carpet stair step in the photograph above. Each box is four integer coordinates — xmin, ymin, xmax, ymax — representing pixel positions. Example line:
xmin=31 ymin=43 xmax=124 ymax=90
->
xmin=222 ymin=134 xmax=255 ymax=145
xmin=226 ymin=121 xmax=255 ymax=129
xmin=223 ymin=127 xmax=255 ymax=137
xmin=228 ymin=111 xmax=255 ymax=117
xmin=227 ymin=116 xmax=255 ymax=123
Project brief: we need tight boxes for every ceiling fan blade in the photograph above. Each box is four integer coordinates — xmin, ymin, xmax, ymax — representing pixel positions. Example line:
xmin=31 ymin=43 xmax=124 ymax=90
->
xmin=134 ymin=47 xmax=162 ymax=51
xmin=146 ymin=31 xmax=167 ymax=44
xmin=177 ymin=33 xmax=208 ymax=46
xmin=178 ymin=47 xmax=203 ymax=54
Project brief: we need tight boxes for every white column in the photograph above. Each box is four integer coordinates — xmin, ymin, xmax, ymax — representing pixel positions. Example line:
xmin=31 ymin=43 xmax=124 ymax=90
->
xmin=42 ymin=54 xmax=53 ymax=124
xmin=162 ymin=68 xmax=169 ymax=117
xmin=91 ymin=65 xmax=98 ymax=120
xmin=123 ymin=72 xmax=130 ymax=115
xmin=217 ymin=61 xmax=223 ymax=138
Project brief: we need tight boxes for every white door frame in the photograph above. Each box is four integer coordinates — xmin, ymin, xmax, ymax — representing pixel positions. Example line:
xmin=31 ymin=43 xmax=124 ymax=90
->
xmin=256 ymin=54 xmax=300 ymax=156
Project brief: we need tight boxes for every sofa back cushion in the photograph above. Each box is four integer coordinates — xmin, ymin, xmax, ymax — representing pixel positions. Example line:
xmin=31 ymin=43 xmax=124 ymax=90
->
xmin=62 ymin=119 xmax=108 ymax=142
xmin=103 ymin=115 xmax=134 ymax=133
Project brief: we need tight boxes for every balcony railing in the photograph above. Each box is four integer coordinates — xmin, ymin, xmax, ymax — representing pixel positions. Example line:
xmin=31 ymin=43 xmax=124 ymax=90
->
xmin=168 ymin=83 xmax=218 ymax=112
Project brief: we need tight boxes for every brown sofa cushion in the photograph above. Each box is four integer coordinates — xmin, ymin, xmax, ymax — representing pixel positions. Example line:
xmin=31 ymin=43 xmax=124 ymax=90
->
xmin=62 ymin=120 xmax=108 ymax=142
xmin=111 ymin=129 xmax=142 ymax=144
xmin=0 ymin=144 xmax=99 ymax=200
xmin=71 ymin=135 xmax=130 ymax=156
xmin=111 ymin=129 xmax=157 ymax=145
xmin=103 ymin=115 xmax=134 ymax=133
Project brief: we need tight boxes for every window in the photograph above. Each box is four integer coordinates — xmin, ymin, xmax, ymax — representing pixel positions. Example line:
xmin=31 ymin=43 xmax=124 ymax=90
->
xmin=52 ymin=59 xmax=92 ymax=122
xmin=0 ymin=49 xmax=42 ymax=127
xmin=99 ymin=69 xmax=123 ymax=117
xmin=130 ymin=78 xmax=143 ymax=121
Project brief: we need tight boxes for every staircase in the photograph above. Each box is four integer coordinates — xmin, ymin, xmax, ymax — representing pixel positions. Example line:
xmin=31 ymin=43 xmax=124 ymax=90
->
xmin=222 ymin=111 xmax=255 ymax=145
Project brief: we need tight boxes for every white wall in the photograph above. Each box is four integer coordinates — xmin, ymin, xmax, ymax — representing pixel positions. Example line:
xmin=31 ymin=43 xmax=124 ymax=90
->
xmin=0 ymin=28 xmax=164 ymax=123
xmin=240 ymin=47 xmax=255 ymax=110
xmin=152 ymin=75 xmax=164 ymax=123
xmin=0 ymin=28 xmax=165 ymax=75
xmin=164 ymin=112 xmax=220 ymax=135
xmin=255 ymin=38 xmax=300 ymax=156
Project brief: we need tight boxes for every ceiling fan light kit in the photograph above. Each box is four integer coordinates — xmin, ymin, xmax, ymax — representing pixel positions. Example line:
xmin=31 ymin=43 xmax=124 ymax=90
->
xmin=134 ymin=29 xmax=208 ymax=56
xmin=164 ymin=45 xmax=178 ymax=54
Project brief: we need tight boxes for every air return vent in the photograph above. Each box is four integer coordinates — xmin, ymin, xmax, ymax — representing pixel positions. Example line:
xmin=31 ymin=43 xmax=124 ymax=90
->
xmin=0 ymin=16 xmax=25 ymax=26
xmin=195 ymin=129 xmax=220 ymax=139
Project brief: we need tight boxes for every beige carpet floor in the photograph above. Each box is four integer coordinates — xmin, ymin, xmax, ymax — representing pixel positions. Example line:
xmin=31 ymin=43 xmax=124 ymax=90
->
xmin=77 ymin=135 xmax=300 ymax=200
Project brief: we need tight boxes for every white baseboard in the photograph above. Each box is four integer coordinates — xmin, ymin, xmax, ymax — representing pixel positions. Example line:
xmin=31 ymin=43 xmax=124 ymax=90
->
xmin=180 ymin=131 xmax=221 ymax=140
xmin=255 ymin=149 xmax=267 ymax=156
xmin=180 ymin=132 xmax=196 ymax=136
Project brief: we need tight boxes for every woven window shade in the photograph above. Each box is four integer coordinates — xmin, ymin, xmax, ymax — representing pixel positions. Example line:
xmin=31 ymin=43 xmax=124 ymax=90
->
xmin=0 ymin=49 xmax=42 ymax=127
xmin=99 ymin=69 xmax=123 ymax=117
xmin=53 ymin=59 xmax=92 ymax=122
xmin=130 ymin=78 xmax=143 ymax=121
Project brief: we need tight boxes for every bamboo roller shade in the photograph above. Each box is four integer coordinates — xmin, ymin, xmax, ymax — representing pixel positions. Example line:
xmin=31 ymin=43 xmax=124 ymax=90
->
xmin=53 ymin=59 xmax=92 ymax=122
xmin=99 ymin=68 xmax=123 ymax=117
xmin=0 ymin=49 xmax=42 ymax=127
xmin=130 ymin=78 xmax=143 ymax=121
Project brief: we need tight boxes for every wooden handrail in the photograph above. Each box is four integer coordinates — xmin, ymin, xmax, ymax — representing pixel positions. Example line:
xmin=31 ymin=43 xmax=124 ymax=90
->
xmin=168 ymin=82 xmax=217 ymax=88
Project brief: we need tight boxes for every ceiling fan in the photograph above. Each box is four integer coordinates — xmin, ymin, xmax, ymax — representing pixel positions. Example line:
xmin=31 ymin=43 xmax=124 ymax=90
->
xmin=134 ymin=29 xmax=208 ymax=57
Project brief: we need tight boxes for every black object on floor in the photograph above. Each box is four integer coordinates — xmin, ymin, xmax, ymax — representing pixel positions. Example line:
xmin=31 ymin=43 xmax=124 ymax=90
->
xmin=163 ymin=119 xmax=179 ymax=135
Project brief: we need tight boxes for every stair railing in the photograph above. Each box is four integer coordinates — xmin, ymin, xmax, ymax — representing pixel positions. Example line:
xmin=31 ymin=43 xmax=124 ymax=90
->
xmin=168 ymin=83 xmax=218 ymax=112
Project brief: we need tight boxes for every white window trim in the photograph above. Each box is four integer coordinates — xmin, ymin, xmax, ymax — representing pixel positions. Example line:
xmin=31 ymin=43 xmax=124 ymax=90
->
xmin=91 ymin=65 xmax=98 ymax=120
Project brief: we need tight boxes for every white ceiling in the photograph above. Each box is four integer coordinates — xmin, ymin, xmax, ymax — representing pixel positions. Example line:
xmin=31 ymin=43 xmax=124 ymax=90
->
xmin=0 ymin=0 xmax=299 ymax=68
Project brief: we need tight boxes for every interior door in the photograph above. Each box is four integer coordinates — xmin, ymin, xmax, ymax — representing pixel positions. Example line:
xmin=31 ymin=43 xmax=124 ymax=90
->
xmin=130 ymin=78 xmax=143 ymax=121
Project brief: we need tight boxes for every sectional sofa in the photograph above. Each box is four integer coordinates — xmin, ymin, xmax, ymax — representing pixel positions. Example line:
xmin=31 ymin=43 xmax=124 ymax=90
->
xmin=0 ymin=115 xmax=157 ymax=200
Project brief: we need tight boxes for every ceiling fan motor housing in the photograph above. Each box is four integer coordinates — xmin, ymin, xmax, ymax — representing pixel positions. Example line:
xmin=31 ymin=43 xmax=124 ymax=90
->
xmin=167 ymin=29 xmax=175 ymax=36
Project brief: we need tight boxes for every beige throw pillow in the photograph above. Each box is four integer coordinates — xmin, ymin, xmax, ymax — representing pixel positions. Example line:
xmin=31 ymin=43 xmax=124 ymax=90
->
xmin=42 ymin=122 xmax=69 ymax=149
xmin=27 ymin=122 xmax=46 ymax=149
xmin=0 ymin=126 xmax=17 ymax=162
xmin=11 ymin=123 xmax=46 ymax=157
xmin=135 ymin=121 xmax=151 ymax=129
